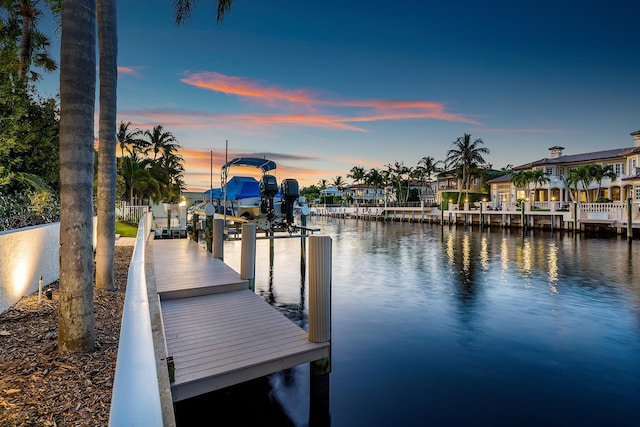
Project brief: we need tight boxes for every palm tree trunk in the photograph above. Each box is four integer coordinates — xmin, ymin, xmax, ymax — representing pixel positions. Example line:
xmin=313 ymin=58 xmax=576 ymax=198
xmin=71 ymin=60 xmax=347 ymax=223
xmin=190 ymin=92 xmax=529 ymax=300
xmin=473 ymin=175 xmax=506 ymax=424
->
xmin=58 ymin=0 xmax=96 ymax=353
xmin=457 ymin=171 xmax=465 ymax=205
xmin=18 ymin=0 xmax=33 ymax=80
xmin=96 ymin=0 xmax=117 ymax=291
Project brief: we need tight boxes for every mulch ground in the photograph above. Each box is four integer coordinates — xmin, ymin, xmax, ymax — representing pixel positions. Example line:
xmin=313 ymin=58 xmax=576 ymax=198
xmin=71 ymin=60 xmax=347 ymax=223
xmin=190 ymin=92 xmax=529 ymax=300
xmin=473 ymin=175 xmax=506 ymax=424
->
xmin=0 ymin=246 xmax=133 ymax=427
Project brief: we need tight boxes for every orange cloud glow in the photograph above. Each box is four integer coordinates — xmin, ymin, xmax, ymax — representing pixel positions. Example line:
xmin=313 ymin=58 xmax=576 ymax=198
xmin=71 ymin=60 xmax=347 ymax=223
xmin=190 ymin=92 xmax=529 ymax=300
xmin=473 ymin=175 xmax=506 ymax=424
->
xmin=180 ymin=71 xmax=480 ymax=126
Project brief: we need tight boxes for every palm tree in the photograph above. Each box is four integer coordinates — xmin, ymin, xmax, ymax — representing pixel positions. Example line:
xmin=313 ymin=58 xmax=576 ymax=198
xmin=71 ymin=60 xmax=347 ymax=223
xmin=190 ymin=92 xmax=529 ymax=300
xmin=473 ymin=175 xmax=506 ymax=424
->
xmin=58 ymin=0 xmax=96 ymax=353
xmin=510 ymin=170 xmax=530 ymax=201
xmin=347 ymin=166 xmax=365 ymax=184
xmin=317 ymin=179 xmax=328 ymax=204
xmin=386 ymin=161 xmax=409 ymax=202
xmin=529 ymin=169 xmax=549 ymax=202
xmin=96 ymin=0 xmax=118 ymax=291
xmin=418 ymin=156 xmax=443 ymax=183
xmin=116 ymin=121 xmax=143 ymax=158
xmin=589 ymin=164 xmax=617 ymax=200
xmin=364 ymin=168 xmax=383 ymax=205
xmin=417 ymin=156 xmax=442 ymax=202
xmin=445 ymin=134 xmax=489 ymax=204
xmin=145 ymin=124 xmax=178 ymax=161
xmin=173 ymin=0 xmax=234 ymax=25
xmin=1 ymin=0 xmax=58 ymax=82
xmin=347 ymin=165 xmax=365 ymax=203
xmin=566 ymin=165 xmax=593 ymax=202
xmin=332 ymin=175 xmax=345 ymax=203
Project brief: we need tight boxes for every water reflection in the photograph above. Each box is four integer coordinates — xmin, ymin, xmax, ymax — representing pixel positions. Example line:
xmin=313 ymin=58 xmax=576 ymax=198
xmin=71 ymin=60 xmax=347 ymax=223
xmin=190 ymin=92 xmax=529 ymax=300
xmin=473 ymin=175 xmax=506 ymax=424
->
xmin=548 ymin=241 xmax=558 ymax=293
xmin=221 ymin=218 xmax=640 ymax=426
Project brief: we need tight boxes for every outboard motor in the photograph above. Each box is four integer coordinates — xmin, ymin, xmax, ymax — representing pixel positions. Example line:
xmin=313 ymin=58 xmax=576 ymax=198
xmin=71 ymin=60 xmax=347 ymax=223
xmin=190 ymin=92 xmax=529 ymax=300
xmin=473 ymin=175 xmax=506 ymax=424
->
xmin=259 ymin=174 xmax=279 ymax=198
xmin=280 ymin=178 xmax=299 ymax=224
xmin=259 ymin=174 xmax=279 ymax=218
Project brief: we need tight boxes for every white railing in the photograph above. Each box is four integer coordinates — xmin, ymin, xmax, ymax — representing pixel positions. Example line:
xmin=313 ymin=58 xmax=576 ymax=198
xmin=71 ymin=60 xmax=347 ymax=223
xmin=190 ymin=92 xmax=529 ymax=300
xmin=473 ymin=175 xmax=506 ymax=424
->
xmin=120 ymin=203 xmax=150 ymax=224
xmin=109 ymin=212 xmax=163 ymax=426
xmin=579 ymin=202 xmax=625 ymax=213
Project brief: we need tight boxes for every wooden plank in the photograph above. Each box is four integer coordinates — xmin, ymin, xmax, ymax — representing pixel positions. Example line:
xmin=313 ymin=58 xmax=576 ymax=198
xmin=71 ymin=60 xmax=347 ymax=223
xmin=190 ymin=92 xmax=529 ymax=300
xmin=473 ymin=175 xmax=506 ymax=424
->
xmin=152 ymin=239 xmax=248 ymax=299
xmin=162 ymin=290 xmax=330 ymax=402
xmin=151 ymin=238 xmax=330 ymax=402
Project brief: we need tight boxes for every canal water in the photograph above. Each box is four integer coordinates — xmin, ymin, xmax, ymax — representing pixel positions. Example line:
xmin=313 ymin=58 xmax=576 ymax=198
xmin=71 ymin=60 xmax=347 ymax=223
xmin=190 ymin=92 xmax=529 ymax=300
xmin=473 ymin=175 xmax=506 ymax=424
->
xmin=184 ymin=216 xmax=640 ymax=426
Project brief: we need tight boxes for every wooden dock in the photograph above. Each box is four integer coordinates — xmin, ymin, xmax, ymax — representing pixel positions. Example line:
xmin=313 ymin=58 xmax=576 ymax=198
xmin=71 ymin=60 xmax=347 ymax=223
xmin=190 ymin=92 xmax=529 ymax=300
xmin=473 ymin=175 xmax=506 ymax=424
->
xmin=149 ymin=238 xmax=330 ymax=402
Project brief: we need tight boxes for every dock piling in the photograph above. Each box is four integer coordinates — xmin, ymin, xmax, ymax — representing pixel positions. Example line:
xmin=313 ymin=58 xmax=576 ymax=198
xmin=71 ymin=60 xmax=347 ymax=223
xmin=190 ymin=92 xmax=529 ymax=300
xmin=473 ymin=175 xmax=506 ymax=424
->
xmin=240 ymin=223 xmax=256 ymax=290
xmin=627 ymin=198 xmax=633 ymax=242
xmin=308 ymin=235 xmax=332 ymax=427
xmin=213 ymin=218 xmax=224 ymax=260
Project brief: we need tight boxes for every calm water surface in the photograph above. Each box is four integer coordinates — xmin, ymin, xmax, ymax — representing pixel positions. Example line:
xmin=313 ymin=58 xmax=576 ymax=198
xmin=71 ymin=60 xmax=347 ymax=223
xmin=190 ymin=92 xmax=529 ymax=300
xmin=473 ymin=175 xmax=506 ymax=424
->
xmin=219 ymin=217 xmax=640 ymax=426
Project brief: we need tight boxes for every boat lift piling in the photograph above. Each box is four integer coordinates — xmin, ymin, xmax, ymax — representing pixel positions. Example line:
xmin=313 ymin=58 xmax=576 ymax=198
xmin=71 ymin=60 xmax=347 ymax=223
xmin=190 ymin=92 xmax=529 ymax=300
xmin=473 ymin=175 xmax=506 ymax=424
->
xmin=308 ymin=235 xmax=332 ymax=426
xmin=240 ymin=222 xmax=257 ymax=291
xmin=213 ymin=218 xmax=224 ymax=260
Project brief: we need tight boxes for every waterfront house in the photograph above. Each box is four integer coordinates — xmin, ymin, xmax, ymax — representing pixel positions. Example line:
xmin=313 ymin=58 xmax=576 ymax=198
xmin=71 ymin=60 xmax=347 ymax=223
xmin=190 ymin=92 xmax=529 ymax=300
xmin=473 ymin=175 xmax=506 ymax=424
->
xmin=320 ymin=185 xmax=341 ymax=202
xmin=487 ymin=130 xmax=640 ymax=211
xmin=343 ymin=184 xmax=385 ymax=205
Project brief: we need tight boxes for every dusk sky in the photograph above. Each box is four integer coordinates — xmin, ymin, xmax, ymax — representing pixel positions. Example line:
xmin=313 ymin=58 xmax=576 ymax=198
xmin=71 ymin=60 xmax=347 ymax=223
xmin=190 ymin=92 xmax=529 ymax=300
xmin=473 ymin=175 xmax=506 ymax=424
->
xmin=39 ymin=0 xmax=640 ymax=191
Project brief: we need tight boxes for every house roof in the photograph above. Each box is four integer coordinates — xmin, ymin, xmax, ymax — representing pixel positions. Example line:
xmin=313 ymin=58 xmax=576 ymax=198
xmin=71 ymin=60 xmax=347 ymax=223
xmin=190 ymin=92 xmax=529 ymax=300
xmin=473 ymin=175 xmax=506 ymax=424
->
xmin=513 ymin=146 xmax=640 ymax=171
xmin=486 ymin=173 xmax=513 ymax=184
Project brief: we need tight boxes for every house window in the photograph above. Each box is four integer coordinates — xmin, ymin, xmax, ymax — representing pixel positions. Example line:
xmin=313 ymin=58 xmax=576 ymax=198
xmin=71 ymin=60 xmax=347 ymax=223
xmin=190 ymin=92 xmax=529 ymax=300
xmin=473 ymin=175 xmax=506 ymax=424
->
xmin=632 ymin=159 xmax=637 ymax=174
xmin=636 ymin=185 xmax=640 ymax=201
xmin=558 ymin=167 xmax=564 ymax=176
xmin=546 ymin=167 xmax=553 ymax=176
xmin=612 ymin=163 xmax=624 ymax=176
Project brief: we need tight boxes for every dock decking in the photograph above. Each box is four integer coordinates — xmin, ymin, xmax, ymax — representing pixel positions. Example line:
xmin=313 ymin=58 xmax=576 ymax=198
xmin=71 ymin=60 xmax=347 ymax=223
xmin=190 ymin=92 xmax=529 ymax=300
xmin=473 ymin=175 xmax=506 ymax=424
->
xmin=150 ymin=239 xmax=330 ymax=402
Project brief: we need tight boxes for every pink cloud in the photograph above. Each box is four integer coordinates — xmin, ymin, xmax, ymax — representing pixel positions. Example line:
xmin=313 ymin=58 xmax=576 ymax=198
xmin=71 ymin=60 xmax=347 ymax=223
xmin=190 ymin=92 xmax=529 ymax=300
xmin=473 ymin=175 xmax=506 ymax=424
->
xmin=180 ymin=71 xmax=480 ymax=126
xmin=118 ymin=66 xmax=143 ymax=77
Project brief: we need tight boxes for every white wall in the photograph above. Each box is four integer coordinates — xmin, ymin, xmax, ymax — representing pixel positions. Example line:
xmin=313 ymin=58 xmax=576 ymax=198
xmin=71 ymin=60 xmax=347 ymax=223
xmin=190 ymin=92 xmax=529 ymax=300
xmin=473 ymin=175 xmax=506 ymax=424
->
xmin=0 ymin=218 xmax=97 ymax=314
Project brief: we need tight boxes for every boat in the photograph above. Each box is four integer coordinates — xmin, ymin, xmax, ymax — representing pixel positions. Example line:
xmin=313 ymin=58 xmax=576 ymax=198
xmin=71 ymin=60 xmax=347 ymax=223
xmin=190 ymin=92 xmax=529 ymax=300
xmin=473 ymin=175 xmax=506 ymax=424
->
xmin=198 ymin=157 xmax=311 ymax=233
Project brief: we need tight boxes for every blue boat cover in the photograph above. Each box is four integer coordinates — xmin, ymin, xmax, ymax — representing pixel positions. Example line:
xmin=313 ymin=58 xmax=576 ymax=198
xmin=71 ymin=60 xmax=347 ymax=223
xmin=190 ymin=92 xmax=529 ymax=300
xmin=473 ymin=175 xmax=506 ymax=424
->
xmin=202 ymin=176 xmax=260 ymax=201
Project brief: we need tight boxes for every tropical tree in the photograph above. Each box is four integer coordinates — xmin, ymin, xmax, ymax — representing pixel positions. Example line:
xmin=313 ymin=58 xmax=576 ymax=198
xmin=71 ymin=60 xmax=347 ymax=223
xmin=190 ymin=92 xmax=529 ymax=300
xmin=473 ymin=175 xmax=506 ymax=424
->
xmin=364 ymin=167 xmax=383 ymax=205
xmin=403 ymin=165 xmax=414 ymax=202
xmin=445 ymin=134 xmax=489 ymax=204
xmin=173 ymin=0 xmax=234 ymax=25
xmin=116 ymin=120 xmax=143 ymax=158
xmin=145 ymin=124 xmax=178 ymax=161
xmin=332 ymin=175 xmax=345 ymax=203
xmin=156 ymin=149 xmax=186 ymax=203
xmin=347 ymin=165 xmax=365 ymax=203
xmin=0 ymin=0 xmax=58 ymax=82
xmin=58 ymin=0 xmax=96 ymax=353
xmin=96 ymin=0 xmax=117 ymax=291
xmin=347 ymin=166 xmax=365 ymax=184
xmin=317 ymin=178 xmax=328 ymax=204
xmin=386 ymin=161 xmax=409 ymax=202
xmin=510 ymin=170 xmax=530 ymax=200
xmin=529 ymin=169 xmax=549 ymax=202
xmin=417 ymin=156 xmax=442 ymax=202
xmin=566 ymin=165 xmax=593 ymax=202
xmin=418 ymin=156 xmax=442 ymax=183
xmin=589 ymin=164 xmax=617 ymax=200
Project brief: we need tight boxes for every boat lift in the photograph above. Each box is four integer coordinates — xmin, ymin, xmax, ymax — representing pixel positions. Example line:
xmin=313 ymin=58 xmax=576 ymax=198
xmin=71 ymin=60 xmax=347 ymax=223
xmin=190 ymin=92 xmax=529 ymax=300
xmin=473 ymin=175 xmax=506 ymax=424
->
xmin=194 ymin=157 xmax=319 ymax=238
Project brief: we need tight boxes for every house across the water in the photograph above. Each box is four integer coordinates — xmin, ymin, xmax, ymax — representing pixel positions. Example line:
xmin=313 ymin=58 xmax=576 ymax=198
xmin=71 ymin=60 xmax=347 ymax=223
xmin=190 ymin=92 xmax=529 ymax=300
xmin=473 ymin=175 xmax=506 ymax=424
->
xmin=488 ymin=130 xmax=640 ymax=209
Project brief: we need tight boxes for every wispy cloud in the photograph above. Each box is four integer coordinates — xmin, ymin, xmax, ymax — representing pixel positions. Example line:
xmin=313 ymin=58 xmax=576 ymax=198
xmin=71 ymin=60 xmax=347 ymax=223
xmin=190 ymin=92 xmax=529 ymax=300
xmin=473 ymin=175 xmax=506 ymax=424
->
xmin=118 ymin=66 xmax=143 ymax=77
xmin=180 ymin=71 xmax=480 ymax=127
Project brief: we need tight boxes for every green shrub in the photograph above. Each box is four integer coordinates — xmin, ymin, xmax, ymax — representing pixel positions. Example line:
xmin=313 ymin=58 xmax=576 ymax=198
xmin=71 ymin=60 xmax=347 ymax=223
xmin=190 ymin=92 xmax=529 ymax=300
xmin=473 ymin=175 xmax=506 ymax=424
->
xmin=0 ymin=191 xmax=60 ymax=231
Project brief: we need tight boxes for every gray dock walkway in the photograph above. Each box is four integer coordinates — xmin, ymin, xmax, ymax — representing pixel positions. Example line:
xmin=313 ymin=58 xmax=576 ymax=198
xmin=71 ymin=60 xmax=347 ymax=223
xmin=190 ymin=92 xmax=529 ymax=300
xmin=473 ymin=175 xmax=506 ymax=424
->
xmin=150 ymin=238 xmax=330 ymax=402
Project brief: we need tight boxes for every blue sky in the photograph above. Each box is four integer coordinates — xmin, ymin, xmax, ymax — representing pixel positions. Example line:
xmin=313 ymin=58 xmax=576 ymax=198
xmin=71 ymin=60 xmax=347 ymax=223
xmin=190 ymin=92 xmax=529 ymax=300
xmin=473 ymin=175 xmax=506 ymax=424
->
xmin=38 ymin=0 xmax=640 ymax=191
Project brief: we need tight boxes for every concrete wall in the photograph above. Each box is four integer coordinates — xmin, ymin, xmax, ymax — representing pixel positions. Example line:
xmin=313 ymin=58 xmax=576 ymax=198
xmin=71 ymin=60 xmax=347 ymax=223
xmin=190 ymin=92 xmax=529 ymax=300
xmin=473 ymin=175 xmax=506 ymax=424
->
xmin=0 ymin=218 xmax=97 ymax=314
